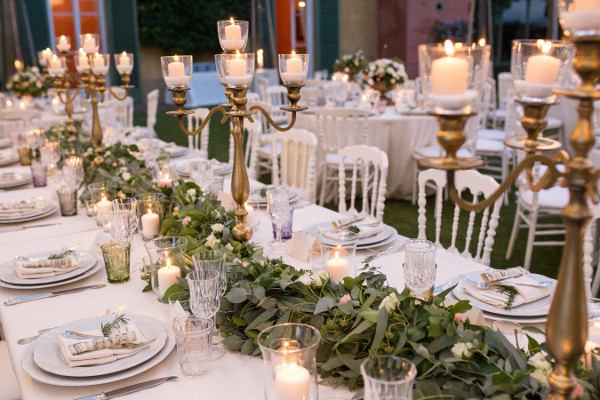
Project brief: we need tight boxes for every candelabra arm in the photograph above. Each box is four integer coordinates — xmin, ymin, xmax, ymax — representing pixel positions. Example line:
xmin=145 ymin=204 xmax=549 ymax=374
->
xmin=106 ymin=86 xmax=130 ymax=101
xmin=56 ymin=86 xmax=83 ymax=105
xmin=524 ymin=150 xmax=570 ymax=192
xmin=447 ymin=153 xmax=561 ymax=212
xmin=248 ymin=105 xmax=298 ymax=132
xmin=175 ymin=106 xmax=229 ymax=137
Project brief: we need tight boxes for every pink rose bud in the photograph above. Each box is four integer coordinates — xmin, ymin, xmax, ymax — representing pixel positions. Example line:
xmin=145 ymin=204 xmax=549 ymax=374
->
xmin=454 ymin=313 xmax=466 ymax=324
xmin=339 ymin=294 xmax=351 ymax=304
xmin=182 ymin=216 xmax=191 ymax=227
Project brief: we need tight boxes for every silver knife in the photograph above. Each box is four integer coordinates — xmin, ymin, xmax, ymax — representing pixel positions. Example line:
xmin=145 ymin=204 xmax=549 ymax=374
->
xmin=0 ymin=222 xmax=61 ymax=233
xmin=74 ymin=376 xmax=178 ymax=400
xmin=3 ymin=284 xmax=106 ymax=306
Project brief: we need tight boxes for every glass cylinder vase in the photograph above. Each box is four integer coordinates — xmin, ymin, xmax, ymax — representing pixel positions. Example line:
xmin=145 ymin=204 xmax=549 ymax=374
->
xmin=318 ymin=231 xmax=359 ymax=284
xmin=145 ymin=236 xmax=188 ymax=300
xmin=257 ymin=323 xmax=321 ymax=400
xmin=136 ymin=193 xmax=166 ymax=241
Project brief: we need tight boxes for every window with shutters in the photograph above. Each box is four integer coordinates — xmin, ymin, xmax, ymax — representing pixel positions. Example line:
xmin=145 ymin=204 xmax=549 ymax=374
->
xmin=48 ymin=0 xmax=107 ymax=51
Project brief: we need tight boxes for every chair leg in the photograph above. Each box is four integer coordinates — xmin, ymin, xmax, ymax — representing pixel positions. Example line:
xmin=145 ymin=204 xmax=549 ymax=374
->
xmin=411 ymin=159 xmax=418 ymax=205
xmin=319 ymin=164 xmax=327 ymax=206
xmin=523 ymin=210 xmax=538 ymax=271
xmin=506 ymin=204 xmax=522 ymax=260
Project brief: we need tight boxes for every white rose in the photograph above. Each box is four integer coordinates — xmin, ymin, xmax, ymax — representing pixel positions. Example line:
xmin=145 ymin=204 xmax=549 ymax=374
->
xmin=451 ymin=342 xmax=474 ymax=359
xmin=297 ymin=272 xmax=312 ymax=286
xmin=214 ymin=210 xmax=221 ymax=219
xmin=528 ymin=352 xmax=552 ymax=372
xmin=32 ymin=66 xmax=39 ymax=73
xmin=204 ymin=233 xmax=219 ymax=248
xmin=121 ymin=172 xmax=131 ymax=181
xmin=36 ymin=81 xmax=42 ymax=88
xmin=211 ymin=223 xmax=224 ymax=233
xmin=104 ymin=151 xmax=111 ymax=157
xmin=311 ymin=273 xmax=323 ymax=287
xmin=225 ymin=243 xmax=234 ymax=252
xmin=186 ymin=189 xmax=196 ymax=198
xmin=530 ymin=369 xmax=549 ymax=387
xmin=379 ymin=293 xmax=399 ymax=313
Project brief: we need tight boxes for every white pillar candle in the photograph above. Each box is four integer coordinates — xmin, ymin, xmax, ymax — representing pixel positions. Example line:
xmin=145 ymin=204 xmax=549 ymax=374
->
xmin=48 ymin=55 xmax=63 ymax=76
xmin=141 ymin=208 xmax=160 ymax=239
xmin=78 ymin=50 xmax=89 ymax=68
xmin=326 ymin=250 xmax=349 ymax=283
xmin=117 ymin=52 xmax=133 ymax=74
xmin=165 ymin=58 xmax=190 ymax=87
xmin=57 ymin=35 xmax=70 ymax=52
xmin=286 ymin=54 xmax=303 ymax=74
xmin=561 ymin=0 xmax=600 ymax=32
xmin=83 ymin=35 xmax=96 ymax=54
xmin=96 ymin=196 xmax=112 ymax=217
xmin=156 ymin=258 xmax=181 ymax=296
xmin=119 ymin=51 xmax=130 ymax=66
xmin=281 ymin=52 xmax=306 ymax=84
xmin=93 ymin=54 xmax=105 ymax=68
xmin=275 ymin=363 xmax=310 ymax=400
xmin=245 ymin=203 xmax=258 ymax=227
xmin=14 ymin=60 xmax=23 ymax=72
xmin=225 ymin=18 xmax=242 ymax=41
xmin=43 ymin=48 xmax=54 ymax=66
xmin=524 ymin=55 xmax=560 ymax=85
xmin=431 ymin=41 xmax=469 ymax=95
xmin=228 ymin=57 xmax=246 ymax=76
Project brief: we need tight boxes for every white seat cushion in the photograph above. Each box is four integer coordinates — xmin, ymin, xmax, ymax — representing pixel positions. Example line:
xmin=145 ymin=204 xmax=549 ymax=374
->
xmin=0 ymin=341 xmax=21 ymax=400
xmin=478 ymin=128 xmax=505 ymax=141
xmin=520 ymin=185 xmax=569 ymax=209
xmin=546 ymin=117 xmax=563 ymax=130
xmin=414 ymin=145 xmax=473 ymax=158
xmin=476 ymin=139 xmax=504 ymax=153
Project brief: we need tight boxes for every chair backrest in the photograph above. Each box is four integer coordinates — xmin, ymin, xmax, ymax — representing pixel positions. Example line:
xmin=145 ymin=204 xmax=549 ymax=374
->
xmin=114 ymin=96 xmax=134 ymax=128
xmin=246 ymin=100 xmax=272 ymax=143
xmin=265 ymin=85 xmax=291 ymax=124
xmin=314 ymin=108 xmax=369 ymax=155
xmin=271 ymin=129 xmax=318 ymax=202
xmin=497 ymin=72 xmax=513 ymax=110
xmin=583 ymin=203 xmax=600 ymax=297
xmin=146 ymin=89 xmax=160 ymax=135
xmin=417 ymin=169 xmax=503 ymax=266
xmin=313 ymin=69 xmax=328 ymax=80
xmin=476 ymin=79 xmax=495 ymax=129
xmin=246 ymin=92 xmax=260 ymax=103
xmin=337 ymin=145 xmax=388 ymax=221
xmin=185 ymin=107 xmax=210 ymax=158
xmin=257 ymin=78 xmax=269 ymax=101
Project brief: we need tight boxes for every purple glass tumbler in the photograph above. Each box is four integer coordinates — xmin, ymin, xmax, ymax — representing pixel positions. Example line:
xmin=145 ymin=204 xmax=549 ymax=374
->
xmin=30 ymin=162 xmax=47 ymax=187
xmin=272 ymin=207 xmax=294 ymax=240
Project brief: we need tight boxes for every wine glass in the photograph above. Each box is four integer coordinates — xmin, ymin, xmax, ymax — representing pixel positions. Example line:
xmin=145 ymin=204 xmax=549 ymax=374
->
xmin=112 ymin=198 xmax=139 ymax=232
xmin=188 ymin=269 xmax=222 ymax=359
xmin=189 ymin=160 xmax=214 ymax=193
xmin=266 ymin=188 xmax=290 ymax=256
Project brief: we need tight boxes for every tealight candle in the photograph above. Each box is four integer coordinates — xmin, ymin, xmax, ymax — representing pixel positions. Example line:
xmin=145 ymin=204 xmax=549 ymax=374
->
xmin=275 ymin=363 xmax=310 ymax=400
xmin=141 ymin=208 xmax=160 ymax=239
xmin=156 ymin=257 xmax=181 ymax=296
xmin=96 ymin=196 xmax=112 ymax=217
xmin=326 ymin=250 xmax=349 ymax=283
xmin=158 ymin=173 xmax=171 ymax=186
xmin=19 ymin=101 xmax=26 ymax=110
xmin=83 ymin=34 xmax=97 ymax=54
xmin=117 ymin=51 xmax=133 ymax=74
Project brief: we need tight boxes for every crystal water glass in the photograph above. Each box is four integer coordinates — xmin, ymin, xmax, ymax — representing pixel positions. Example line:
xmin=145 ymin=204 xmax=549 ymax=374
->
xmin=189 ymin=160 xmax=214 ymax=193
xmin=109 ymin=211 xmax=136 ymax=243
xmin=360 ymin=356 xmax=417 ymax=400
xmin=267 ymin=188 xmax=291 ymax=256
xmin=188 ymin=269 xmax=221 ymax=361
xmin=403 ymin=239 xmax=437 ymax=300
xmin=112 ymin=198 xmax=139 ymax=231
xmin=62 ymin=155 xmax=83 ymax=190
xmin=172 ymin=316 xmax=213 ymax=377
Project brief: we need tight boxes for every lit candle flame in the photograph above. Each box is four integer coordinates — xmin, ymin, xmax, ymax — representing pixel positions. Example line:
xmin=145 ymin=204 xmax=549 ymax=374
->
xmin=86 ymin=34 xmax=92 ymax=39
xmin=541 ymin=41 xmax=552 ymax=54
xmin=52 ymin=54 xmax=58 ymax=62
xmin=478 ymin=38 xmax=486 ymax=46
xmin=334 ymin=251 xmax=339 ymax=261
xmin=79 ymin=48 xmax=86 ymax=56
xmin=174 ymin=55 xmax=179 ymax=61
xmin=147 ymin=208 xmax=152 ymax=214
xmin=444 ymin=40 xmax=455 ymax=56
xmin=122 ymin=51 xmax=127 ymax=57
xmin=101 ymin=196 xmax=107 ymax=202
xmin=292 ymin=50 xmax=296 ymax=56
xmin=230 ymin=17 xmax=235 ymax=24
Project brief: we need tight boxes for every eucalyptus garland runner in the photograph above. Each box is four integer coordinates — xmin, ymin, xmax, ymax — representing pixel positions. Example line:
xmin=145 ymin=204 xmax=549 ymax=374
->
xmin=137 ymin=179 xmax=600 ymax=399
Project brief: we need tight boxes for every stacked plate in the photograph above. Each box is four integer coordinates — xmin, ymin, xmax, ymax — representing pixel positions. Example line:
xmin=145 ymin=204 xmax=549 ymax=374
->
xmin=0 ymin=171 xmax=32 ymax=189
xmin=0 ymin=250 xmax=102 ymax=290
xmin=0 ymin=151 xmax=19 ymax=167
xmin=22 ymin=314 xmax=175 ymax=386
xmin=0 ymin=138 xmax=11 ymax=149
xmin=447 ymin=270 xmax=556 ymax=324
xmin=176 ymin=160 xmax=233 ymax=177
xmin=247 ymin=187 xmax=302 ymax=206
xmin=163 ymin=143 xmax=188 ymax=158
xmin=0 ymin=200 xmax=57 ymax=224
xmin=302 ymin=221 xmax=398 ymax=250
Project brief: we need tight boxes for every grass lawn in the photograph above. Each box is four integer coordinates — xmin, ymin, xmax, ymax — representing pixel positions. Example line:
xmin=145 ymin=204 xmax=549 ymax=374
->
xmin=135 ymin=108 xmax=567 ymax=283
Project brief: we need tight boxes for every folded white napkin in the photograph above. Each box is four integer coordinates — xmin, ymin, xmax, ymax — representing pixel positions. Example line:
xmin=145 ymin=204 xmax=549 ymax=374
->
xmin=329 ymin=213 xmax=383 ymax=239
xmin=463 ymin=275 xmax=551 ymax=309
xmin=58 ymin=322 xmax=147 ymax=367
xmin=331 ymin=211 xmax=368 ymax=230
xmin=14 ymin=254 xmax=79 ymax=279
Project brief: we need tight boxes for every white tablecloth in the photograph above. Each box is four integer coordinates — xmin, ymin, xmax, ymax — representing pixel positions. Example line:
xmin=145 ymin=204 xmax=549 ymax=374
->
xmin=294 ymin=108 xmax=439 ymax=200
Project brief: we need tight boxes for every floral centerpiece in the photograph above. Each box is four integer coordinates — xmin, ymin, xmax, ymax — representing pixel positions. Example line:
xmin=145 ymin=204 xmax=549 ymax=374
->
xmin=333 ymin=50 xmax=368 ymax=81
xmin=363 ymin=58 xmax=407 ymax=105
xmin=6 ymin=66 xmax=49 ymax=98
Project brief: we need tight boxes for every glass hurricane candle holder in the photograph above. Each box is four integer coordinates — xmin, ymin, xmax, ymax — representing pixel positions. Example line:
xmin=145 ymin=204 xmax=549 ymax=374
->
xmin=418 ymin=41 xmax=490 ymax=114
xmin=318 ymin=231 xmax=359 ymax=284
xmin=47 ymin=55 xmax=66 ymax=77
xmin=360 ymin=356 xmax=417 ymax=400
xmin=80 ymin=33 xmax=100 ymax=54
xmin=257 ymin=323 xmax=321 ymax=400
xmin=75 ymin=49 xmax=91 ymax=73
xmin=145 ymin=236 xmax=188 ymax=299
xmin=115 ymin=51 xmax=133 ymax=75
xmin=558 ymin=0 xmax=600 ymax=37
xmin=37 ymin=50 xmax=49 ymax=67
xmin=161 ymin=55 xmax=193 ymax=89
xmin=511 ymin=39 xmax=575 ymax=103
xmin=222 ymin=53 xmax=255 ymax=88
xmin=278 ymin=53 xmax=309 ymax=85
xmin=217 ymin=19 xmax=249 ymax=52
xmin=136 ymin=193 xmax=166 ymax=241
xmin=214 ymin=54 xmax=227 ymax=84
xmin=91 ymin=53 xmax=110 ymax=75
xmin=55 ymin=35 xmax=71 ymax=53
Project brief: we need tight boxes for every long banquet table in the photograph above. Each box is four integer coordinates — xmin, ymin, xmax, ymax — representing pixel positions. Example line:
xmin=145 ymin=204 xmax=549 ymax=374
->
xmin=0 ymin=160 xmax=554 ymax=399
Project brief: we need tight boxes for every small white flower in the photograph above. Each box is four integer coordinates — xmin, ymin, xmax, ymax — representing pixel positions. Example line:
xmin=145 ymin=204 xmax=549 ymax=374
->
xmin=297 ymin=272 xmax=312 ymax=285
xmin=121 ymin=172 xmax=131 ymax=181
xmin=451 ymin=342 xmax=474 ymax=359
xmin=204 ymin=233 xmax=219 ymax=248
xmin=530 ymin=369 xmax=549 ymax=387
xmin=225 ymin=243 xmax=233 ymax=252
xmin=311 ymin=273 xmax=323 ymax=287
xmin=186 ymin=189 xmax=196 ymax=198
xmin=104 ymin=151 xmax=111 ymax=157
xmin=213 ymin=210 xmax=221 ymax=219
xmin=379 ymin=293 xmax=399 ymax=313
xmin=211 ymin=223 xmax=224 ymax=233
xmin=528 ymin=352 xmax=552 ymax=373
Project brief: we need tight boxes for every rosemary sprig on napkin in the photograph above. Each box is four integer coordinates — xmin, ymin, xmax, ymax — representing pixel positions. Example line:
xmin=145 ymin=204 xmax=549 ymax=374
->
xmin=348 ymin=225 xmax=360 ymax=234
xmin=101 ymin=314 xmax=129 ymax=337
xmin=496 ymin=285 xmax=518 ymax=310
xmin=47 ymin=247 xmax=76 ymax=260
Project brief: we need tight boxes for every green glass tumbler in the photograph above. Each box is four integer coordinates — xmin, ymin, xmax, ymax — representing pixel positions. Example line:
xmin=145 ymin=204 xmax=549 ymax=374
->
xmin=101 ymin=242 xmax=131 ymax=283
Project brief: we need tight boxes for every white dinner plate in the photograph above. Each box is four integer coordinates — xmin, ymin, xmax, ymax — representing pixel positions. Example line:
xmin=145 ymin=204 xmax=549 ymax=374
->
xmin=302 ymin=221 xmax=397 ymax=248
xmin=0 ymin=260 xmax=102 ymax=290
xmin=0 ymin=138 xmax=11 ymax=149
xmin=0 ymin=153 xmax=19 ymax=167
xmin=176 ymin=161 xmax=232 ymax=177
xmin=482 ymin=311 xmax=548 ymax=324
xmin=450 ymin=270 xmax=556 ymax=318
xmin=34 ymin=314 xmax=168 ymax=377
xmin=22 ymin=330 xmax=175 ymax=387
xmin=163 ymin=144 xmax=188 ymax=158
xmin=0 ymin=202 xmax=57 ymax=224
xmin=0 ymin=171 xmax=31 ymax=189
xmin=247 ymin=188 xmax=302 ymax=206
xmin=0 ymin=250 xmax=97 ymax=285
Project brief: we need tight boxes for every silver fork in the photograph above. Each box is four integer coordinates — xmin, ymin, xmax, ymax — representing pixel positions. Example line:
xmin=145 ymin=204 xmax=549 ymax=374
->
xmin=465 ymin=278 xmax=553 ymax=289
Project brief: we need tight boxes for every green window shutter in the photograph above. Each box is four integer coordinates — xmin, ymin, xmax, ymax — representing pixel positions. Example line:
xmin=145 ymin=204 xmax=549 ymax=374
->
xmin=257 ymin=0 xmax=276 ymax=69
xmin=19 ymin=0 xmax=51 ymax=66
xmin=315 ymin=0 xmax=339 ymax=73
xmin=104 ymin=0 xmax=142 ymax=102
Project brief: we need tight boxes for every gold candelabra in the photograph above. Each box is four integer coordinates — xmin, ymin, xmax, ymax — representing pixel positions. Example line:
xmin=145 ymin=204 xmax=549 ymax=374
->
xmin=420 ymin=37 xmax=599 ymax=399
xmin=167 ymin=83 xmax=307 ymax=242
xmin=48 ymin=48 xmax=134 ymax=148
